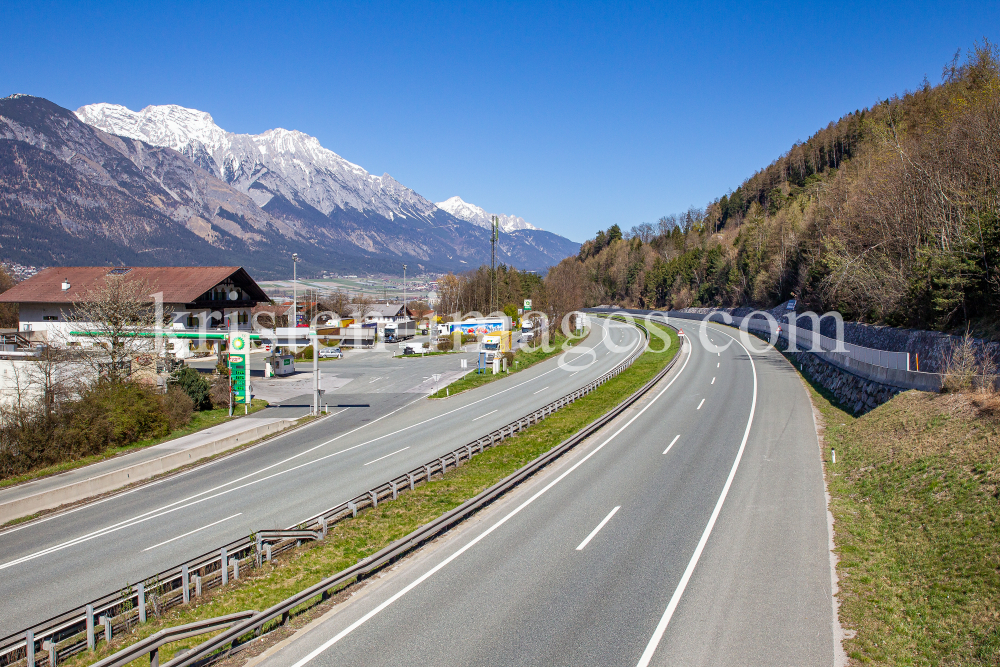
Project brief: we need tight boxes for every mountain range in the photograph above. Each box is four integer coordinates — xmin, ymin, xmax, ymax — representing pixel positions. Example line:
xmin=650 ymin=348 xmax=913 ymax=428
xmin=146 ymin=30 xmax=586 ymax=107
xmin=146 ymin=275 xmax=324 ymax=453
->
xmin=0 ymin=95 xmax=578 ymax=278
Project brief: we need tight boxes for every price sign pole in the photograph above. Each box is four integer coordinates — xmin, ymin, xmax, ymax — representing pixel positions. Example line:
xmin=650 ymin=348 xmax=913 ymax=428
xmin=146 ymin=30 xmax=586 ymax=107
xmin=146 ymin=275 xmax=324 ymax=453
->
xmin=228 ymin=331 xmax=252 ymax=415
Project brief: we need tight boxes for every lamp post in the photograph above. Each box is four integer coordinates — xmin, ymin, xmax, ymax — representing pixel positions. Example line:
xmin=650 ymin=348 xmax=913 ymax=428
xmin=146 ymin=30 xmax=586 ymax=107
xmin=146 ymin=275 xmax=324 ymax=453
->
xmin=291 ymin=253 xmax=300 ymax=328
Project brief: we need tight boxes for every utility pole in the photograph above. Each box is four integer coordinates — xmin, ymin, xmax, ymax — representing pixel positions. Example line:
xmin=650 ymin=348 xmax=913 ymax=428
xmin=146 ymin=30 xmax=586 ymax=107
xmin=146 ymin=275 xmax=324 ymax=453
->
xmin=490 ymin=215 xmax=499 ymax=314
xmin=402 ymin=264 xmax=407 ymax=313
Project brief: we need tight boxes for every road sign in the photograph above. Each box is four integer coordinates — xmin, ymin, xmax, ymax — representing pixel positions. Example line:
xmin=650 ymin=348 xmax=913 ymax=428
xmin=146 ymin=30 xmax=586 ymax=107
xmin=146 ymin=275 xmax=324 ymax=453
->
xmin=228 ymin=331 xmax=252 ymax=404
xmin=523 ymin=299 xmax=532 ymax=311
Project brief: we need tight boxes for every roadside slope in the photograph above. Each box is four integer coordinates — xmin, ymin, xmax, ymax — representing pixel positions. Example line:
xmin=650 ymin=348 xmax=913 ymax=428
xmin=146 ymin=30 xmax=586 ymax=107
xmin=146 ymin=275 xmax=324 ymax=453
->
xmin=807 ymin=380 xmax=1000 ymax=665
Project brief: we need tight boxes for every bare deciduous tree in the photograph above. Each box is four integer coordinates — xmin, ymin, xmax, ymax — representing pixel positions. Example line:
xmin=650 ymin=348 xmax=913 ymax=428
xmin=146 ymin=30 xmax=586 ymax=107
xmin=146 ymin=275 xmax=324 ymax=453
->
xmin=70 ymin=275 xmax=165 ymax=384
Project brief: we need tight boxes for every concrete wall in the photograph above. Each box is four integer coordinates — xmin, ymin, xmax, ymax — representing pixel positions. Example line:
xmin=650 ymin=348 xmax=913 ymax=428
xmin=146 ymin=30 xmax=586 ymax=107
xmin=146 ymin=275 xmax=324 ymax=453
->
xmin=0 ymin=418 xmax=295 ymax=524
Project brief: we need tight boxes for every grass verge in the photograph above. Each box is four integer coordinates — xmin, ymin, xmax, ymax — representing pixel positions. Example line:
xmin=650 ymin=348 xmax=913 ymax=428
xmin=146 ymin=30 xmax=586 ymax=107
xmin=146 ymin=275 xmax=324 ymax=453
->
xmin=795 ymin=359 xmax=1000 ymax=665
xmin=0 ymin=399 xmax=269 ymax=490
xmin=429 ymin=330 xmax=589 ymax=398
xmin=66 ymin=322 xmax=677 ymax=667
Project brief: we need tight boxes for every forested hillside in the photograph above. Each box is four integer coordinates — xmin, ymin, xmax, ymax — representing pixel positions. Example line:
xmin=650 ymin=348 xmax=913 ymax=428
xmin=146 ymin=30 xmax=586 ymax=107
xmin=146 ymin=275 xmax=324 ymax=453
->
xmin=561 ymin=43 xmax=1000 ymax=335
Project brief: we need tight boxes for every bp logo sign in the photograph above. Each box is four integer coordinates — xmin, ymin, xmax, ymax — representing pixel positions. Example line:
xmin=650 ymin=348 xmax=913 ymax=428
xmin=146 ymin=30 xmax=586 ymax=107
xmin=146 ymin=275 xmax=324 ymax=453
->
xmin=232 ymin=337 xmax=246 ymax=351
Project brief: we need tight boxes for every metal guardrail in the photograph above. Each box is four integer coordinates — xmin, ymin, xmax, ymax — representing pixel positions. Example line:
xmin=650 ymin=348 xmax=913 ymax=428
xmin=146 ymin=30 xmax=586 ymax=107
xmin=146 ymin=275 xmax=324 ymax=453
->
xmin=0 ymin=315 xmax=660 ymax=667
xmin=88 ymin=612 xmax=256 ymax=667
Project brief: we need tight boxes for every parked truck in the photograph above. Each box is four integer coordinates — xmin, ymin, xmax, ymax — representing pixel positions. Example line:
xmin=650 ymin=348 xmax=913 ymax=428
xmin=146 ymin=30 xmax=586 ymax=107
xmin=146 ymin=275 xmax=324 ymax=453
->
xmin=384 ymin=319 xmax=415 ymax=342
xmin=481 ymin=330 xmax=512 ymax=364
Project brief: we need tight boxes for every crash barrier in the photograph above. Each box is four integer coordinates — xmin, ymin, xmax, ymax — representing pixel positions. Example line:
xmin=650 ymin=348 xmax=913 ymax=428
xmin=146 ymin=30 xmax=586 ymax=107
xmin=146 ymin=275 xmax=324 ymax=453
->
xmin=0 ymin=315 xmax=666 ymax=667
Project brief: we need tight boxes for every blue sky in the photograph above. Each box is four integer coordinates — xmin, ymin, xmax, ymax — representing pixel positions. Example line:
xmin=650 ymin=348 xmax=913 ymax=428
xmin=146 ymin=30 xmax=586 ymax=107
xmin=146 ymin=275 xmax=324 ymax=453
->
xmin=2 ymin=1 xmax=997 ymax=242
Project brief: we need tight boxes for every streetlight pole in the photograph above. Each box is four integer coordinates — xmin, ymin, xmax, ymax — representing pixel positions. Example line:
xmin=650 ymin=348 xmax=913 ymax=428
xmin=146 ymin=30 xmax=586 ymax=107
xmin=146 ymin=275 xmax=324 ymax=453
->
xmin=402 ymin=264 xmax=407 ymax=314
xmin=291 ymin=253 xmax=299 ymax=328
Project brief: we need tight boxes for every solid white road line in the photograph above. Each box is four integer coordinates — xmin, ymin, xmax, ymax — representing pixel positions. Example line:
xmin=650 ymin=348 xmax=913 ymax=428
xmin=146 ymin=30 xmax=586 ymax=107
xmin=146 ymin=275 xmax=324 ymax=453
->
xmin=635 ymin=325 xmax=758 ymax=667
xmin=663 ymin=435 xmax=680 ymax=455
xmin=711 ymin=377 xmax=715 ymax=384
xmin=286 ymin=333 xmax=694 ymax=667
xmin=363 ymin=447 xmax=410 ymax=466
xmin=696 ymin=399 xmax=705 ymax=410
xmin=576 ymin=506 xmax=620 ymax=551
xmin=533 ymin=386 xmax=550 ymax=395
xmin=143 ymin=514 xmax=241 ymax=552
xmin=472 ymin=410 xmax=498 ymax=422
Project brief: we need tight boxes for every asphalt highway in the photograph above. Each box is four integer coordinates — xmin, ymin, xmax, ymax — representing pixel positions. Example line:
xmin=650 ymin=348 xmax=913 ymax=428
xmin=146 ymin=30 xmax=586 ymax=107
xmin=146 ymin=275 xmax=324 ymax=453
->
xmin=0 ymin=318 xmax=642 ymax=636
xmin=250 ymin=318 xmax=834 ymax=666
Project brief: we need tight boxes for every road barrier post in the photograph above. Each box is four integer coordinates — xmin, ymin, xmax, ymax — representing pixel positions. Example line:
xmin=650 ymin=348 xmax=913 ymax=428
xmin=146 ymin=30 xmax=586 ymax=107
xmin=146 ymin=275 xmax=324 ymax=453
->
xmin=137 ymin=582 xmax=146 ymax=624
xmin=181 ymin=565 xmax=190 ymax=604
xmin=25 ymin=631 xmax=33 ymax=667
xmin=85 ymin=604 xmax=94 ymax=650
xmin=220 ymin=548 xmax=228 ymax=586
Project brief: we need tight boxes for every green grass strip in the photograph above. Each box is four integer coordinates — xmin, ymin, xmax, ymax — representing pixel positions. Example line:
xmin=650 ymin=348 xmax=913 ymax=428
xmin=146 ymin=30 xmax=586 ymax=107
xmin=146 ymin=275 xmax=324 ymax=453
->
xmin=68 ymin=322 xmax=677 ymax=667
xmin=794 ymin=357 xmax=1000 ymax=666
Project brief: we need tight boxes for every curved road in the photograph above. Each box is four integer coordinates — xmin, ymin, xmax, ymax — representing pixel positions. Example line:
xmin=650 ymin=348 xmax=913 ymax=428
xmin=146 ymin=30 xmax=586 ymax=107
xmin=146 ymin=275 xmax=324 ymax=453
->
xmin=249 ymin=316 xmax=835 ymax=666
xmin=0 ymin=317 xmax=643 ymax=636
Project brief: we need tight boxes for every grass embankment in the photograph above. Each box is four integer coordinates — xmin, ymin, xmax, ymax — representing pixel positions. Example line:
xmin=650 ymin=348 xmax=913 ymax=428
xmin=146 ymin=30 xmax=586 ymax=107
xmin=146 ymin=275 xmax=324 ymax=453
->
xmin=797 ymin=362 xmax=1000 ymax=665
xmin=429 ymin=330 xmax=589 ymax=399
xmin=0 ymin=399 xmax=269 ymax=490
xmin=69 ymin=323 xmax=677 ymax=667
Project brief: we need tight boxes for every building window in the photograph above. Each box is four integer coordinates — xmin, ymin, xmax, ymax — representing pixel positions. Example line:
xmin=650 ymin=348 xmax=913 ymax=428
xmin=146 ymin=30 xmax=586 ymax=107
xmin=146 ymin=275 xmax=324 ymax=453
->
xmin=42 ymin=316 xmax=58 ymax=321
xmin=187 ymin=314 xmax=200 ymax=327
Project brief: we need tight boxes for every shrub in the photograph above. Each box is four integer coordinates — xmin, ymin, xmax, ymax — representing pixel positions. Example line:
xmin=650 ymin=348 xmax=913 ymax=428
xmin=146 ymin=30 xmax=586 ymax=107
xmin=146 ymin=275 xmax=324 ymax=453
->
xmin=209 ymin=375 xmax=232 ymax=409
xmin=58 ymin=381 xmax=170 ymax=457
xmin=436 ymin=338 xmax=453 ymax=352
xmin=160 ymin=387 xmax=194 ymax=430
xmin=171 ymin=366 xmax=212 ymax=410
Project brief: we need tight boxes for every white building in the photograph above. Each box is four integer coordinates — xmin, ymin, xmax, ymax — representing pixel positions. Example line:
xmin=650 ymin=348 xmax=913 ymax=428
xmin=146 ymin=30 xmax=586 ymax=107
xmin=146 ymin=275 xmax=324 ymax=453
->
xmin=0 ymin=266 xmax=270 ymax=358
xmin=347 ymin=303 xmax=412 ymax=328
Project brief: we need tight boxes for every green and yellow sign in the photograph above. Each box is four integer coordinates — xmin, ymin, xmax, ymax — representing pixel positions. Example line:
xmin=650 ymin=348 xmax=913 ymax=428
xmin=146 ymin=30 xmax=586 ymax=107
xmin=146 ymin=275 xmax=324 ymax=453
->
xmin=228 ymin=331 xmax=251 ymax=404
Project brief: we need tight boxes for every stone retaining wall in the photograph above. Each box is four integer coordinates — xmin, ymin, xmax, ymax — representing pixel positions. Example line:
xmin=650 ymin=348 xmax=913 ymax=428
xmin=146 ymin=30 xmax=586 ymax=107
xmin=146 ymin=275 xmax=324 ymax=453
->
xmin=788 ymin=350 xmax=903 ymax=415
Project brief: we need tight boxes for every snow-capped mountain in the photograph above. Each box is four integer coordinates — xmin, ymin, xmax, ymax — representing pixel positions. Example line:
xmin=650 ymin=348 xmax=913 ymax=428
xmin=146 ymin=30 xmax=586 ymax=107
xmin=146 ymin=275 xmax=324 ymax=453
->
xmin=0 ymin=96 xmax=581 ymax=274
xmin=435 ymin=196 xmax=538 ymax=233
xmin=75 ymin=103 xmax=440 ymax=223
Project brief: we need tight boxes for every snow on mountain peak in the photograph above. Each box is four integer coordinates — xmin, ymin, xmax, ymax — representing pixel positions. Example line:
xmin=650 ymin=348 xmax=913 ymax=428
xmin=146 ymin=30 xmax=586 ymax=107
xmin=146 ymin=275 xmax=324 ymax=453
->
xmin=74 ymin=102 xmax=427 ymax=218
xmin=76 ymin=102 xmax=228 ymax=153
xmin=435 ymin=196 xmax=539 ymax=232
